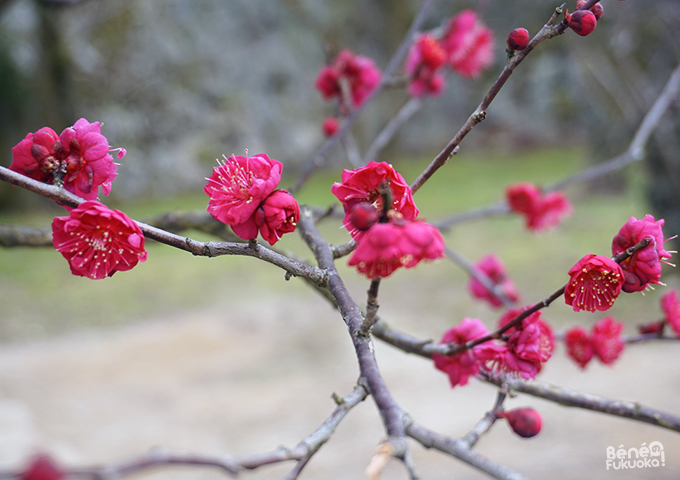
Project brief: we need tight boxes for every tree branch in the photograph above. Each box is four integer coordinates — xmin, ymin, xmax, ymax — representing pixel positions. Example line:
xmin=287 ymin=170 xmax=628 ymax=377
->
xmin=410 ymin=4 xmax=567 ymax=194
xmin=548 ymin=61 xmax=680 ymax=192
xmin=405 ymin=420 xmax=527 ymax=480
xmin=444 ymin=246 xmax=517 ymax=309
xmin=372 ymin=317 xmax=680 ymax=434
xmin=0 ymin=386 xmax=369 ymax=480
xmin=296 ymin=208 xmax=412 ymax=466
xmin=363 ymin=97 xmax=423 ymax=165
xmin=0 ymin=166 xmax=328 ymax=286
xmin=289 ymin=0 xmax=436 ymax=194
xmin=484 ymin=373 xmax=680 ymax=433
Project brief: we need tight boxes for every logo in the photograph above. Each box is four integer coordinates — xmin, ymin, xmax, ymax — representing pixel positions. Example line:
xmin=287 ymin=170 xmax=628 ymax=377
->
xmin=606 ymin=442 xmax=665 ymax=470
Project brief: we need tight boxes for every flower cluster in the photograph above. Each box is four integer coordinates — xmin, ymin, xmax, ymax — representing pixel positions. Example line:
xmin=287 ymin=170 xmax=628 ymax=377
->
xmin=468 ymin=254 xmax=520 ymax=308
xmin=564 ymin=317 xmax=625 ymax=369
xmin=564 ymin=214 xmax=672 ymax=313
xmin=315 ymin=49 xmax=382 ymax=112
xmin=611 ymin=214 xmax=672 ymax=293
xmin=565 ymin=254 xmax=624 ymax=312
xmin=10 ymin=119 xmax=152 ymax=280
xmin=347 ymin=219 xmax=445 ymax=279
xmin=52 ymin=200 xmax=148 ymax=280
xmin=434 ymin=310 xmax=554 ymax=387
xmin=480 ymin=309 xmax=554 ymax=380
xmin=10 ymin=118 xmax=123 ymax=201
xmin=405 ymin=33 xmax=448 ymax=97
xmin=506 ymin=182 xmax=572 ymax=232
xmin=332 ymin=161 xmax=443 ymax=278
xmin=441 ymin=9 xmax=495 ymax=78
xmin=204 ymin=153 xmax=300 ymax=246
xmin=404 ymin=10 xmax=494 ymax=98
xmin=331 ymin=161 xmax=418 ymax=240
xmin=433 ymin=318 xmax=494 ymax=388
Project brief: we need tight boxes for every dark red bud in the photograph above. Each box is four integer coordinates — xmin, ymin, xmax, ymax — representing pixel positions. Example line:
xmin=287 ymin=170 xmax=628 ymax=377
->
xmin=349 ymin=202 xmax=379 ymax=231
xmin=30 ymin=144 xmax=50 ymax=162
xmin=21 ymin=454 xmax=65 ymax=480
xmin=638 ymin=320 xmax=665 ymax=335
xmin=621 ymin=270 xmax=642 ymax=293
xmin=576 ymin=0 xmax=603 ymax=20
xmin=566 ymin=10 xmax=597 ymax=36
xmin=507 ymin=28 xmax=530 ymax=51
xmin=497 ymin=408 xmax=542 ymax=438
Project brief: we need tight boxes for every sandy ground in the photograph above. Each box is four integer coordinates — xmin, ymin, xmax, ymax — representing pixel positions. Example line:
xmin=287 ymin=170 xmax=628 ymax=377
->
xmin=0 ymin=282 xmax=679 ymax=480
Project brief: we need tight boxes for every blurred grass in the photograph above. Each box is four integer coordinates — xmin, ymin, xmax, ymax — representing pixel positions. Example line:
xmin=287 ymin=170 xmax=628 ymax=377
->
xmin=0 ymin=147 xmax=666 ymax=343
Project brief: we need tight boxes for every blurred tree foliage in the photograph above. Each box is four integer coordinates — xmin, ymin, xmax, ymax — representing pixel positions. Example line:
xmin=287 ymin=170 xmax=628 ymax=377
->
xmin=0 ymin=0 xmax=678 ymax=213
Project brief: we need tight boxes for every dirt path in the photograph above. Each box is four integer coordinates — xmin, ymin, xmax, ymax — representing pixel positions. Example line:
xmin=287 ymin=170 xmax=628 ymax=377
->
xmin=0 ymin=288 xmax=679 ymax=479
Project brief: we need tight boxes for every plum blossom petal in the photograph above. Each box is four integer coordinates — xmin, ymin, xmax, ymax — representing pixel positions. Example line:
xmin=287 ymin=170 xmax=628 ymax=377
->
xmin=611 ymin=214 xmax=672 ymax=293
xmin=441 ymin=9 xmax=494 ymax=78
xmin=565 ymin=254 xmax=624 ymax=312
xmin=506 ymin=182 xmax=572 ymax=232
xmin=433 ymin=318 xmax=494 ymax=388
xmin=331 ymin=161 xmax=418 ymax=240
xmin=661 ymin=289 xmax=680 ymax=336
xmin=314 ymin=49 xmax=381 ymax=109
xmin=204 ymin=153 xmax=282 ymax=228
xmin=591 ymin=316 xmax=625 ymax=365
xmin=405 ymin=34 xmax=447 ymax=97
xmin=565 ymin=327 xmax=594 ymax=369
xmin=347 ymin=220 xmax=444 ymax=279
xmin=468 ymin=254 xmax=520 ymax=308
xmin=10 ymin=119 xmax=120 ymax=200
xmin=254 ymin=189 xmax=300 ymax=246
xmin=52 ymin=200 xmax=147 ymax=280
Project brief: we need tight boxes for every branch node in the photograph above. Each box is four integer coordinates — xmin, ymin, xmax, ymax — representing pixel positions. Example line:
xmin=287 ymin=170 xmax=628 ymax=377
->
xmin=472 ymin=110 xmax=487 ymax=122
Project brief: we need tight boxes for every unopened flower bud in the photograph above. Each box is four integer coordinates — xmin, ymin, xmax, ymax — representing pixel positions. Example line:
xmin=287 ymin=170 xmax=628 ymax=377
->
xmin=576 ymin=0 xmax=603 ymax=20
xmin=497 ymin=408 xmax=542 ymax=438
xmin=566 ymin=10 xmax=597 ymax=36
xmin=507 ymin=28 xmax=530 ymax=51
xmin=21 ymin=454 xmax=64 ymax=480
xmin=322 ymin=116 xmax=340 ymax=137
xmin=638 ymin=320 xmax=665 ymax=335
xmin=348 ymin=202 xmax=380 ymax=231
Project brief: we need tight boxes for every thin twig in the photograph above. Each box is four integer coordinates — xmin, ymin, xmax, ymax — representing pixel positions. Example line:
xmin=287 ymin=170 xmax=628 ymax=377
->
xmin=547 ymin=62 xmax=680 ymax=192
xmin=372 ymin=317 xmax=680 ymax=434
xmin=364 ymin=97 xmax=423 ymax=164
xmin=405 ymin=420 xmax=528 ymax=480
xmin=460 ymin=389 xmax=507 ymax=448
xmin=484 ymin=373 xmax=680 ymax=433
xmin=448 ymin=237 xmax=651 ymax=355
xmin=0 ymin=385 xmax=370 ymax=480
xmin=410 ymin=4 xmax=568 ymax=194
xmin=435 ymin=202 xmax=509 ymax=233
xmin=361 ymin=278 xmax=382 ymax=336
